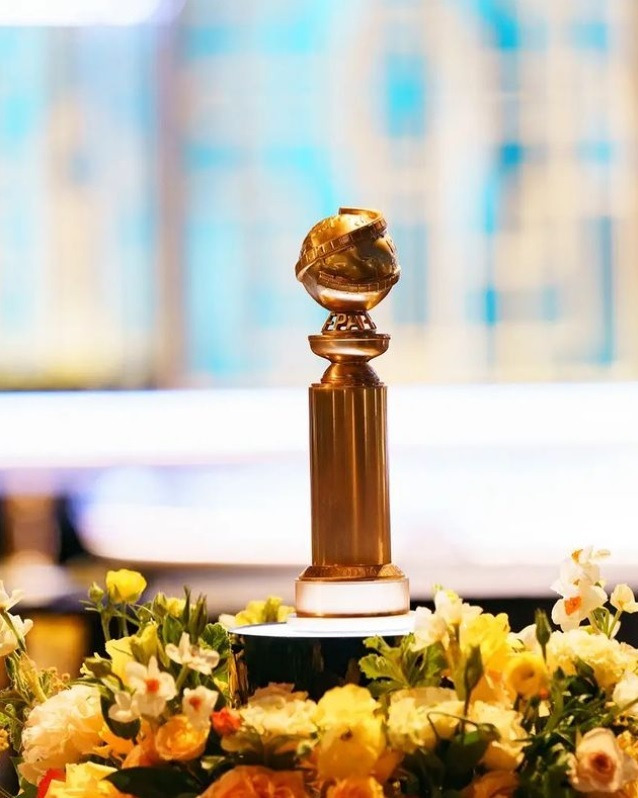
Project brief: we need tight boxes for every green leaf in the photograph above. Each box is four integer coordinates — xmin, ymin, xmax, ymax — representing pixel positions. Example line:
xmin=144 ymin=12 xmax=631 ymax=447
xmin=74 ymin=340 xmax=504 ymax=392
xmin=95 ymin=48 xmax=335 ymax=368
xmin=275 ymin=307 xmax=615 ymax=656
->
xmin=100 ymin=695 xmax=140 ymax=740
xmin=106 ymin=767 xmax=200 ymax=798
xmin=162 ymin=614 xmax=183 ymax=646
xmin=201 ymin=623 xmax=230 ymax=659
xmin=444 ymin=728 xmax=493 ymax=783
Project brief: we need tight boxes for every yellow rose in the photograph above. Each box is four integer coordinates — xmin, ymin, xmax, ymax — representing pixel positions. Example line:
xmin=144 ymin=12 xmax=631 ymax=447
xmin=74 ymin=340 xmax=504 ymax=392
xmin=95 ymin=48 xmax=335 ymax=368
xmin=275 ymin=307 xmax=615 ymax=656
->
xmin=317 ymin=721 xmax=386 ymax=780
xmin=326 ymin=777 xmax=385 ymax=798
xmin=199 ymin=765 xmax=307 ymax=798
xmin=46 ymin=762 xmax=130 ymax=798
xmin=105 ymin=636 xmax=134 ymax=681
xmin=105 ymin=570 xmax=147 ymax=604
xmin=503 ymin=652 xmax=548 ymax=700
xmin=462 ymin=771 xmax=519 ymax=798
xmin=315 ymin=685 xmax=379 ymax=727
xmin=155 ymin=715 xmax=208 ymax=762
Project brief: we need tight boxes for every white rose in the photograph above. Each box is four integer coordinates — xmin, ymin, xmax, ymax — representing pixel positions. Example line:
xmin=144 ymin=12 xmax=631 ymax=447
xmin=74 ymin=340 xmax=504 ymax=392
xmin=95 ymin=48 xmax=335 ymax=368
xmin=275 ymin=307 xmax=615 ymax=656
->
xmin=470 ymin=701 xmax=526 ymax=771
xmin=19 ymin=685 xmax=103 ymax=785
xmin=568 ymin=728 xmax=638 ymax=793
xmin=238 ymin=683 xmax=317 ymax=739
xmin=613 ymin=672 xmax=638 ymax=716
xmin=387 ymin=687 xmax=463 ymax=753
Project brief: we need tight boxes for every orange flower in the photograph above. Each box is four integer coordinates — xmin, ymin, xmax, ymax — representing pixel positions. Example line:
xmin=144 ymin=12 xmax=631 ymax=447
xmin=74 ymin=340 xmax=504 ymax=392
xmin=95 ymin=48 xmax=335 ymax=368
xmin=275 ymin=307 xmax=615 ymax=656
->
xmin=154 ymin=715 xmax=208 ymax=762
xmin=326 ymin=777 xmax=385 ymax=798
xmin=212 ymin=707 xmax=242 ymax=736
xmin=462 ymin=771 xmax=519 ymax=798
xmin=122 ymin=723 xmax=160 ymax=768
xmin=200 ymin=766 xmax=307 ymax=798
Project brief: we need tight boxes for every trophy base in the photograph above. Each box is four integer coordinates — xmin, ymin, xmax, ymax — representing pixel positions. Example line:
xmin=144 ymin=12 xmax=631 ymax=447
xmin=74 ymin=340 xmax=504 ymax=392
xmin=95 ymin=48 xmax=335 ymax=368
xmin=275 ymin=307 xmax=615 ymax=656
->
xmin=295 ymin=576 xmax=410 ymax=618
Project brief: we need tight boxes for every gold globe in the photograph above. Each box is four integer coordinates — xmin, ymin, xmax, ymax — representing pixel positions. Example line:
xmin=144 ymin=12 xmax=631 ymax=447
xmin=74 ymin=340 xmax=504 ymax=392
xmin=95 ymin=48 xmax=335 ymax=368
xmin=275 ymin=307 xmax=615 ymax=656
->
xmin=295 ymin=207 xmax=400 ymax=312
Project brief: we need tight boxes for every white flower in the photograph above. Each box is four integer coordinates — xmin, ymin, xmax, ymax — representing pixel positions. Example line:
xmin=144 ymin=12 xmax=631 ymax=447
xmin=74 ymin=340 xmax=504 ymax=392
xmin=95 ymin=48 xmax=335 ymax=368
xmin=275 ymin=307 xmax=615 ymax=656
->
xmin=125 ymin=656 xmax=176 ymax=718
xmin=19 ymin=684 xmax=103 ymax=785
xmin=547 ymin=629 xmax=637 ymax=690
xmin=510 ymin=624 xmax=541 ymax=653
xmin=552 ymin=547 xmax=609 ymax=595
xmin=0 ymin=613 xmax=33 ymax=657
xmin=166 ymin=632 xmax=220 ymax=675
xmin=551 ymin=583 xmax=607 ymax=631
xmin=433 ymin=589 xmax=482 ymax=626
xmin=613 ymin=672 xmax=638 ymax=716
xmin=182 ymin=686 xmax=218 ymax=730
xmin=611 ymin=584 xmax=638 ymax=614
xmin=568 ymin=728 xmax=638 ymax=793
xmin=108 ymin=691 xmax=140 ymax=724
xmin=412 ymin=606 xmax=448 ymax=649
xmin=237 ymin=684 xmax=316 ymax=740
xmin=0 ymin=581 xmax=25 ymax=612
xmin=387 ymin=687 xmax=463 ymax=753
xmin=469 ymin=701 xmax=527 ymax=771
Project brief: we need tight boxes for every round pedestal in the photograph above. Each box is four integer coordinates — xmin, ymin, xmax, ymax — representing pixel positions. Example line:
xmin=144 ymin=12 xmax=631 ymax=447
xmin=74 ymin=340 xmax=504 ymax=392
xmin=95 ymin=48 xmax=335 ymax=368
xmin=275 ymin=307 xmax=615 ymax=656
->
xmin=229 ymin=613 xmax=415 ymax=703
xmin=295 ymin=577 xmax=410 ymax=617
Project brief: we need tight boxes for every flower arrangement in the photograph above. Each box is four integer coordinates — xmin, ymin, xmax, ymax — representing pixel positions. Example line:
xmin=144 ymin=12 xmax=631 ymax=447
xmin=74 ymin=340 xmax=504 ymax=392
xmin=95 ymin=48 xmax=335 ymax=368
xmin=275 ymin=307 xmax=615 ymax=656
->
xmin=2 ymin=549 xmax=638 ymax=797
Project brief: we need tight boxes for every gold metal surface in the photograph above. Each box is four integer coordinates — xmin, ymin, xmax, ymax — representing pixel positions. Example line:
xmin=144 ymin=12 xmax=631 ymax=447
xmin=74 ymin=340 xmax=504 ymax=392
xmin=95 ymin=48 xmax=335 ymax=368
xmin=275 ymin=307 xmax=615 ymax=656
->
xmin=298 ymin=564 xmax=405 ymax=581
xmin=295 ymin=207 xmax=408 ymax=616
xmin=295 ymin=207 xmax=400 ymax=313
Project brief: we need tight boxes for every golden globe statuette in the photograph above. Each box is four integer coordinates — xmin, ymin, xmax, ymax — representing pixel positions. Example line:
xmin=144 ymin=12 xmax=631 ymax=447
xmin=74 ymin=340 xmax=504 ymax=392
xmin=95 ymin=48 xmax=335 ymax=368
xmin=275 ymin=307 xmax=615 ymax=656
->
xmin=228 ymin=208 xmax=413 ymax=702
xmin=294 ymin=207 xmax=410 ymax=618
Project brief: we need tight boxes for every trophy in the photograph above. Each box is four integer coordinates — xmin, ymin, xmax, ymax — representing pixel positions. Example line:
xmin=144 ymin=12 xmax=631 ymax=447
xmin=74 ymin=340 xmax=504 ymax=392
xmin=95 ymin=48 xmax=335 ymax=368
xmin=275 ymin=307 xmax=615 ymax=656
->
xmin=230 ymin=208 xmax=412 ymax=700
xmin=294 ymin=207 xmax=410 ymax=620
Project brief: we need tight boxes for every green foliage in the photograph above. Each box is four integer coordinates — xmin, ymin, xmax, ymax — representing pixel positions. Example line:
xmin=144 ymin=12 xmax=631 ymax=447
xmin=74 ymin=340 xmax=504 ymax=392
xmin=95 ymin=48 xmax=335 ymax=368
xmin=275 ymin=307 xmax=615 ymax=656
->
xmin=359 ymin=634 xmax=447 ymax=697
xmin=399 ymin=725 xmax=497 ymax=796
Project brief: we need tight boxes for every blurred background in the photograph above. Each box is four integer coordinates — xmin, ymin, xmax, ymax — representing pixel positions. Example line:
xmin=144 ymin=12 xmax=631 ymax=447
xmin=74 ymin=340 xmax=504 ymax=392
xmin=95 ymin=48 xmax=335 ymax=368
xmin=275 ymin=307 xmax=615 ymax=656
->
xmin=1 ymin=0 xmax=638 ymax=680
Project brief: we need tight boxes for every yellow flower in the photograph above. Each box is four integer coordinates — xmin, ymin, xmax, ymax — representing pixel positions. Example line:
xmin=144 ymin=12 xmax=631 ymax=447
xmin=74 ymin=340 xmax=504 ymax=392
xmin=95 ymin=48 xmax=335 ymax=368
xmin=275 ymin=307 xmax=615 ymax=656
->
xmin=134 ymin=623 xmax=160 ymax=661
xmin=199 ymin=765 xmax=307 ymax=797
xmin=154 ymin=715 xmax=208 ymax=762
xmin=94 ymin=725 xmax=135 ymax=760
xmin=503 ymin=652 xmax=548 ymax=700
xmin=223 ymin=597 xmax=295 ymax=629
xmin=326 ymin=777 xmax=385 ymax=798
xmin=316 ymin=722 xmax=386 ymax=781
xmin=462 ymin=771 xmax=519 ymax=798
xmin=46 ymin=762 xmax=130 ymax=798
xmin=105 ymin=570 xmax=147 ymax=604
xmin=165 ymin=597 xmax=185 ymax=617
xmin=315 ymin=685 xmax=379 ymax=727
xmin=105 ymin=637 xmax=134 ymax=681
xmin=314 ymin=684 xmax=387 ymax=781
xmin=461 ymin=613 xmax=512 ymax=702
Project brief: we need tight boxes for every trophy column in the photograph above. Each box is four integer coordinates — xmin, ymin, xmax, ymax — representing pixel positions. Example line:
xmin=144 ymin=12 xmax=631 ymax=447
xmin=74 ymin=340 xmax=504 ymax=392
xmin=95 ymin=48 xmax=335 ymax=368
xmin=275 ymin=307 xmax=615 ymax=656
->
xmin=294 ymin=208 xmax=410 ymax=618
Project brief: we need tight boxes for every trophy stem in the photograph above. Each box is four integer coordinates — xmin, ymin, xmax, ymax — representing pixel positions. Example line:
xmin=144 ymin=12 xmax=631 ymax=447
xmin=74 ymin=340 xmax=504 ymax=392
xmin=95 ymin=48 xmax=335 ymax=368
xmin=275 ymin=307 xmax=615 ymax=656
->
xmin=309 ymin=383 xmax=391 ymax=567
xmin=295 ymin=319 xmax=409 ymax=618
